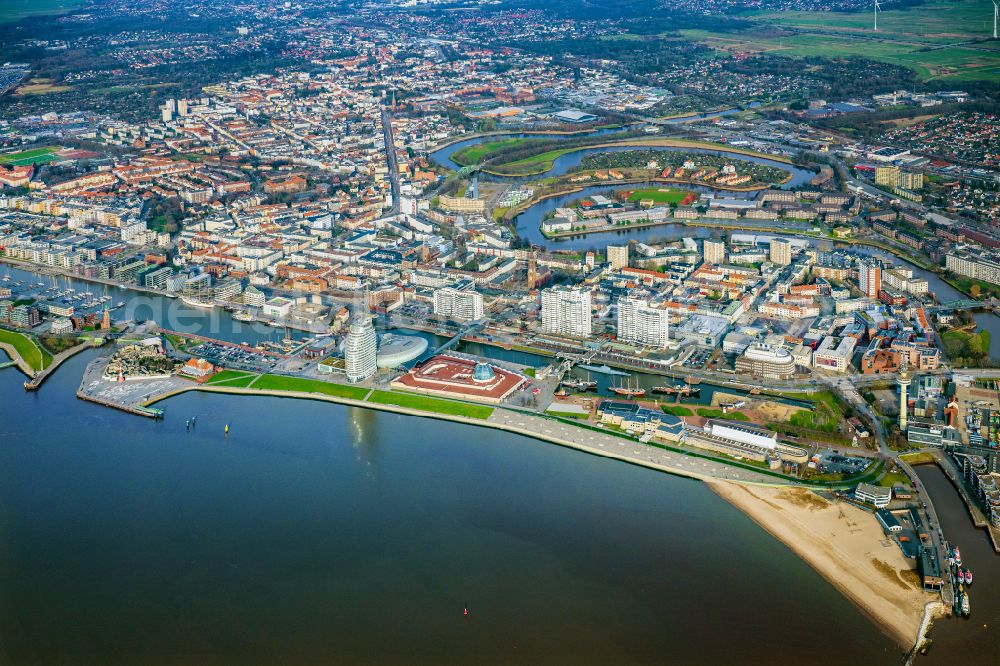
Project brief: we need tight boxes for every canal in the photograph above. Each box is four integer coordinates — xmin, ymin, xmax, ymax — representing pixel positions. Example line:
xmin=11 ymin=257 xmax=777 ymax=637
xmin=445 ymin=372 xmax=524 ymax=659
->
xmin=914 ymin=465 xmax=999 ymax=662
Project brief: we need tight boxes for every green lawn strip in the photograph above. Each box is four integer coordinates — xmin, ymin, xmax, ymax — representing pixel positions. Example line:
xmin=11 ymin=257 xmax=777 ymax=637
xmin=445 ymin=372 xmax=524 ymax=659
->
xmin=0 ymin=327 xmax=52 ymax=371
xmin=367 ymin=390 xmax=494 ymax=419
xmin=696 ymin=407 xmax=749 ymax=420
xmin=877 ymin=471 xmax=912 ymax=488
xmin=206 ymin=371 xmax=259 ymax=388
xmin=251 ymin=374 xmax=370 ymax=400
xmin=205 ymin=369 xmax=253 ymax=384
xmin=545 ymin=410 xmax=589 ymax=420
xmin=660 ymin=405 xmax=693 ymax=416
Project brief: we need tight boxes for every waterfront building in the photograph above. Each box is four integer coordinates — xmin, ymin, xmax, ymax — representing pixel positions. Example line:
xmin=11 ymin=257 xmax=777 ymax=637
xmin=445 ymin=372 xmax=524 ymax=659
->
xmin=946 ymin=250 xmax=1000 ymax=287
xmin=858 ymin=260 xmax=882 ymax=298
xmin=391 ymin=354 xmax=527 ymax=404
xmin=243 ymin=286 xmax=266 ymax=307
xmin=703 ymin=238 xmax=726 ymax=265
xmin=855 ymin=483 xmax=892 ymax=509
xmin=617 ymin=295 xmax=670 ymax=348
xmin=433 ymin=285 xmax=484 ymax=322
xmin=769 ymin=237 xmax=792 ymax=266
xmin=345 ymin=312 xmax=378 ymax=383
xmin=541 ymin=287 xmax=592 ymax=338
xmin=704 ymin=419 xmax=778 ymax=450
xmin=735 ymin=343 xmax=796 ymax=380
xmin=607 ymin=245 xmax=629 ymax=271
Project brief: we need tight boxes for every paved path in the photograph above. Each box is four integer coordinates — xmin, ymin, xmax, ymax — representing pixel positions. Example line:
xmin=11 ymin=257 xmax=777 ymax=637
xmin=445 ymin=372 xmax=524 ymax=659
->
xmin=488 ymin=409 xmax=795 ymax=485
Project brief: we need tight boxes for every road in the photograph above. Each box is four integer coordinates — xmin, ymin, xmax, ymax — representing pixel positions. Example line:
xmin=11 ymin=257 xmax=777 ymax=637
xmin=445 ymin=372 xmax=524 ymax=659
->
xmin=380 ymin=107 xmax=401 ymax=216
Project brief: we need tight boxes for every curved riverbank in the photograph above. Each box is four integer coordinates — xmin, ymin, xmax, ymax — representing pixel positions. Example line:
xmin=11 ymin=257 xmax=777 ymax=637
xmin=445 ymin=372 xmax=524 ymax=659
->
xmin=146 ymin=383 xmax=794 ymax=487
xmin=0 ymin=341 xmax=34 ymax=377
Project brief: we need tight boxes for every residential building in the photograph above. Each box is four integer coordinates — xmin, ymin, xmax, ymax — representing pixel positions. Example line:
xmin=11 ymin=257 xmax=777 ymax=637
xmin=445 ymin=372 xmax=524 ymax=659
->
xmin=617 ymin=295 xmax=670 ymax=348
xmin=433 ymin=286 xmax=485 ymax=321
xmin=541 ymin=287 xmax=592 ymax=338
xmin=769 ymin=237 xmax=792 ymax=266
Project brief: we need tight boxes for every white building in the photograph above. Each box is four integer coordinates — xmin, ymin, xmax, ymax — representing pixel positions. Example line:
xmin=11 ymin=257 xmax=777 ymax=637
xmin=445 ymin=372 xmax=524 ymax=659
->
xmin=617 ymin=295 xmax=670 ymax=348
xmin=703 ymin=238 xmax=726 ymax=265
xmin=706 ymin=420 xmax=778 ymax=449
xmin=858 ymin=260 xmax=882 ymax=298
xmin=814 ymin=335 xmax=857 ymax=372
xmin=607 ymin=245 xmax=629 ymax=271
xmin=769 ymin=237 xmax=792 ymax=266
xmin=433 ymin=286 xmax=485 ymax=322
xmin=541 ymin=287 xmax=592 ymax=338
xmin=855 ymin=483 xmax=892 ymax=508
xmin=262 ymin=296 xmax=292 ymax=318
xmin=345 ymin=314 xmax=378 ymax=383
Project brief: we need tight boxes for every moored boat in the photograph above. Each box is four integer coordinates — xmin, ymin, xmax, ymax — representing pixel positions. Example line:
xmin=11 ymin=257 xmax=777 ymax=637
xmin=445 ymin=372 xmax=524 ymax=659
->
xmin=181 ymin=295 xmax=214 ymax=309
xmin=610 ymin=386 xmax=646 ymax=398
xmin=233 ymin=310 xmax=254 ymax=322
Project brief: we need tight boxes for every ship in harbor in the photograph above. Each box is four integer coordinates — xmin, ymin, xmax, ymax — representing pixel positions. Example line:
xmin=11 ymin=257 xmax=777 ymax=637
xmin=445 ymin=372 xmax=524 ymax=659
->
xmin=561 ymin=376 xmax=597 ymax=391
xmin=651 ymin=383 xmax=701 ymax=397
xmin=232 ymin=310 xmax=254 ymax=322
xmin=181 ymin=294 xmax=215 ymax=309
xmin=610 ymin=377 xmax=645 ymax=398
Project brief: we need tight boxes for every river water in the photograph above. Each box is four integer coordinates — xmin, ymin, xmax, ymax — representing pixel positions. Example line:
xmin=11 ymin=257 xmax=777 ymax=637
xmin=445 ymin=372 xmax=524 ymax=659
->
xmin=0 ymin=347 xmax=906 ymax=662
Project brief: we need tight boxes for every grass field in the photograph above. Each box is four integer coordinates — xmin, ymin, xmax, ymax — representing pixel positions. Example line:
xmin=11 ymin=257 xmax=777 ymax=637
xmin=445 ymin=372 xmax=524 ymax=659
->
xmin=486 ymin=148 xmax=577 ymax=176
xmin=681 ymin=0 xmax=1000 ymax=81
xmin=660 ymin=405 xmax=694 ymax=416
xmin=252 ymin=374 xmax=370 ymax=400
xmin=451 ymin=137 xmax=531 ymax=166
xmin=0 ymin=328 xmax=52 ymax=372
xmin=696 ymin=408 xmax=749 ymax=421
xmin=625 ymin=187 xmax=695 ymax=204
xmin=368 ymin=390 xmax=494 ymax=419
xmin=0 ymin=147 xmax=61 ymax=167
xmin=206 ymin=370 xmax=258 ymax=387
xmin=0 ymin=0 xmax=82 ymax=23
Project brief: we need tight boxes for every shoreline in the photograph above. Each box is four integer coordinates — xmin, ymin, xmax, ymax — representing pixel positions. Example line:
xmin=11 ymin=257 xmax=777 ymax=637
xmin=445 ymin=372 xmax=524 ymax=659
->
xmin=706 ymin=479 xmax=931 ymax=650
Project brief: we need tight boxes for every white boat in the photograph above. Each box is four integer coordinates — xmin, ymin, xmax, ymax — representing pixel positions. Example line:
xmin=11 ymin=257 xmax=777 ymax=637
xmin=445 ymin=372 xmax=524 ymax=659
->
xmin=181 ymin=295 xmax=214 ymax=309
xmin=233 ymin=310 xmax=254 ymax=322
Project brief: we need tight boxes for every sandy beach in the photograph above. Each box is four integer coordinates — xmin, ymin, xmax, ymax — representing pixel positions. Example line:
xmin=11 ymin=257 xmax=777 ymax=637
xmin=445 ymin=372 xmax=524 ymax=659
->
xmin=708 ymin=481 xmax=932 ymax=648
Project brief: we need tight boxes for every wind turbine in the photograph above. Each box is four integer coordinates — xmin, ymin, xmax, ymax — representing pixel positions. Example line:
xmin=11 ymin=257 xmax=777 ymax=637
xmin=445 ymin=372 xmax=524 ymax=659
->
xmin=874 ymin=0 xmax=881 ymax=31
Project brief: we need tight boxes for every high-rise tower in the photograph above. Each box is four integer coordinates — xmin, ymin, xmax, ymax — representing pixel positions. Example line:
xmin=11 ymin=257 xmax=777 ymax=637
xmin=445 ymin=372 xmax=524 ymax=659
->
xmin=898 ymin=356 xmax=911 ymax=431
xmin=345 ymin=291 xmax=377 ymax=383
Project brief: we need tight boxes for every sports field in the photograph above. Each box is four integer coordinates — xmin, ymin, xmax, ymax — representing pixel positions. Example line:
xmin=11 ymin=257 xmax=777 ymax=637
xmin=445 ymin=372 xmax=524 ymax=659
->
xmin=682 ymin=0 xmax=1000 ymax=81
xmin=0 ymin=147 xmax=62 ymax=167
xmin=625 ymin=188 xmax=696 ymax=205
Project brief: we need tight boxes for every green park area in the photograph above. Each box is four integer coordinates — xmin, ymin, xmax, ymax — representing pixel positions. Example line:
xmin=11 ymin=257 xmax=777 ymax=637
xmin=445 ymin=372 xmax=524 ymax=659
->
xmin=368 ymin=390 xmax=494 ymax=419
xmin=696 ymin=407 xmax=750 ymax=421
xmin=451 ymin=137 xmax=530 ymax=166
xmin=0 ymin=328 xmax=53 ymax=372
xmin=251 ymin=374 xmax=370 ymax=400
xmin=660 ymin=405 xmax=693 ymax=416
xmin=0 ymin=146 xmax=61 ymax=167
xmin=625 ymin=188 xmax=695 ymax=205
xmin=485 ymin=148 xmax=577 ymax=176
xmin=205 ymin=370 xmax=259 ymax=388
xmin=941 ymin=328 xmax=991 ymax=367
xmin=681 ymin=0 xmax=1000 ymax=81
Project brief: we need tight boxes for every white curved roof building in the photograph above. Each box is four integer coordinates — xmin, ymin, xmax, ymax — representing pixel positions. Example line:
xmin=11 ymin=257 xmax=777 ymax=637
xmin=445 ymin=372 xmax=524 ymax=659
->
xmin=735 ymin=342 xmax=796 ymax=380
